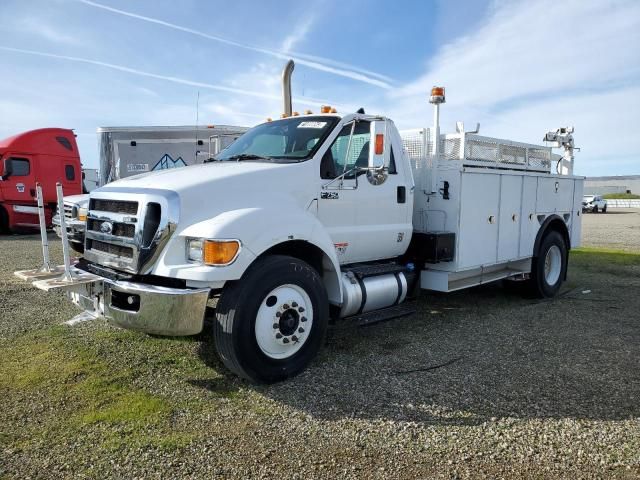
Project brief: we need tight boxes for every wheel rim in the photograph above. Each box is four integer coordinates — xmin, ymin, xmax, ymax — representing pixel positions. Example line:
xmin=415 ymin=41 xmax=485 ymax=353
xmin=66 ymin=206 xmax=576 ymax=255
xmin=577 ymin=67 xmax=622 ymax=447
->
xmin=544 ymin=245 xmax=562 ymax=285
xmin=255 ymin=284 xmax=314 ymax=360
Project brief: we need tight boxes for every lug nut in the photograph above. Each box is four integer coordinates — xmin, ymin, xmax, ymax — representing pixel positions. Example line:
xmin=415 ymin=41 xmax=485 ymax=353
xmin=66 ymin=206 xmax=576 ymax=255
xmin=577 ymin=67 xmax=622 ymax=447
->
xmin=291 ymin=335 xmax=298 ymax=342
xmin=282 ymin=337 xmax=290 ymax=344
xmin=272 ymin=323 xmax=279 ymax=329
xmin=298 ymin=307 xmax=305 ymax=313
xmin=298 ymin=327 xmax=304 ymax=333
xmin=276 ymin=333 xmax=283 ymax=339
xmin=292 ymin=302 xmax=298 ymax=307
xmin=301 ymin=316 xmax=307 ymax=322
xmin=275 ymin=311 xmax=281 ymax=317
xmin=283 ymin=304 xmax=290 ymax=309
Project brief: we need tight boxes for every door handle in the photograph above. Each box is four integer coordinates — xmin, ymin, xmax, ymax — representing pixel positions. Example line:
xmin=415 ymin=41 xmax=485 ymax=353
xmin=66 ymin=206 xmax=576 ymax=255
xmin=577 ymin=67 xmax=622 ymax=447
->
xmin=397 ymin=186 xmax=406 ymax=204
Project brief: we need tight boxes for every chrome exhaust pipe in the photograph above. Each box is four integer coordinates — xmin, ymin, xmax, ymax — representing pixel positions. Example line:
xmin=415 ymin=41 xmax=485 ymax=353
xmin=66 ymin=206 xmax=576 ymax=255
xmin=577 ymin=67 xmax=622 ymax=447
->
xmin=282 ymin=59 xmax=295 ymax=117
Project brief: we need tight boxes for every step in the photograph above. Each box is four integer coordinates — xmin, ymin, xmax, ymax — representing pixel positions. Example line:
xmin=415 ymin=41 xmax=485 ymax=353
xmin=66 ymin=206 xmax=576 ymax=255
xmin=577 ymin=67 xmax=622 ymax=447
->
xmin=347 ymin=263 xmax=407 ymax=279
xmin=349 ymin=302 xmax=417 ymax=326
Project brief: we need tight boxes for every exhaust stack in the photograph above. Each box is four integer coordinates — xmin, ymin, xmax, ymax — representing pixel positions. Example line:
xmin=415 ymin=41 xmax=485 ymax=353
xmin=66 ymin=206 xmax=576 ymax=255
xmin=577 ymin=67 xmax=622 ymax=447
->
xmin=282 ymin=60 xmax=295 ymax=117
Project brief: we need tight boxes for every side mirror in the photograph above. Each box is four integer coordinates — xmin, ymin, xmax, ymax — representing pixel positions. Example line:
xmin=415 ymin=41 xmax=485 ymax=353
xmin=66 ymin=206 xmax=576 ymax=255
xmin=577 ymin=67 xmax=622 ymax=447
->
xmin=368 ymin=121 xmax=389 ymax=170
xmin=1 ymin=159 xmax=13 ymax=180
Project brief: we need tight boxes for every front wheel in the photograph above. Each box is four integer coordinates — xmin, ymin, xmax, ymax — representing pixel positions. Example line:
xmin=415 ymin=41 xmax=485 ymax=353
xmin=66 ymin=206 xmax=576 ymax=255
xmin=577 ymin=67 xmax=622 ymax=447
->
xmin=593 ymin=205 xmax=598 ymax=213
xmin=213 ymin=255 xmax=329 ymax=383
xmin=602 ymin=205 xmax=607 ymax=213
xmin=529 ymin=231 xmax=567 ymax=298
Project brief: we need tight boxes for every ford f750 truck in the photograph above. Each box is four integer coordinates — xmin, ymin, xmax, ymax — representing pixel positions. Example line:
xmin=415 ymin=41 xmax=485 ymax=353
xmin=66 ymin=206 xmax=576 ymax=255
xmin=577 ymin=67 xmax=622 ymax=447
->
xmin=18 ymin=61 xmax=583 ymax=383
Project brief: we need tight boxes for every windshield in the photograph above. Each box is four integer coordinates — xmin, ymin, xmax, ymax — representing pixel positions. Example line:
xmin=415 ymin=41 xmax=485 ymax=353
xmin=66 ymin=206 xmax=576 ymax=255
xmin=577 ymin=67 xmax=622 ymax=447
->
xmin=214 ymin=116 xmax=339 ymax=162
xmin=583 ymin=195 xmax=595 ymax=201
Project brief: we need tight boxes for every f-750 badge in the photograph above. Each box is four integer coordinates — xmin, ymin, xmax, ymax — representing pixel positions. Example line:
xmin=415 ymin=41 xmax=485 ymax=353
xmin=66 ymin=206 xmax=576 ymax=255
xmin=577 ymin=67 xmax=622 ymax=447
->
xmin=320 ymin=191 xmax=339 ymax=200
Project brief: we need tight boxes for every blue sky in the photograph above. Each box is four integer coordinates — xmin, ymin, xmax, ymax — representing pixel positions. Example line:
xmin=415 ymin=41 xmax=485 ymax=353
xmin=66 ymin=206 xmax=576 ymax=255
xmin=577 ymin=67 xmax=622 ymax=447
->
xmin=0 ymin=0 xmax=638 ymax=176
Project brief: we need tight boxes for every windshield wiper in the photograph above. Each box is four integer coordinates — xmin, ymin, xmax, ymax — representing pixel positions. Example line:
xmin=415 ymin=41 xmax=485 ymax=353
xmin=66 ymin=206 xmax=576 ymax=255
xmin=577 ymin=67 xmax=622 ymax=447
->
xmin=226 ymin=153 xmax=271 ymax=161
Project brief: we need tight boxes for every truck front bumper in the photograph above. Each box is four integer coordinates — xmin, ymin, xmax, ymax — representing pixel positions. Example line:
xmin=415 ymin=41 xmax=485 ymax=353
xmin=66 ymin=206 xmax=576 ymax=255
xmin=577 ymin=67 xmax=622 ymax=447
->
xmin=53 ymin=215 xmax=86 ymax=244
xmin=69 ymin=274 xmax=210 ymax=336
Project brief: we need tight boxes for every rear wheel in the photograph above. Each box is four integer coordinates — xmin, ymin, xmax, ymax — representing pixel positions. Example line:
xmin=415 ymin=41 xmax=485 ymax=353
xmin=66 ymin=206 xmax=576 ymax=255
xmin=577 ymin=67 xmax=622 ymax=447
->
xmin=214 ymin=255 xmax=329 ymax=383
xmin=593 ymin=205 xmax=598 ymax=213
xmin=529 ymin=230 xmax=567 ymax=298
xmin=602 ymin=205 xmax=607 ymax=213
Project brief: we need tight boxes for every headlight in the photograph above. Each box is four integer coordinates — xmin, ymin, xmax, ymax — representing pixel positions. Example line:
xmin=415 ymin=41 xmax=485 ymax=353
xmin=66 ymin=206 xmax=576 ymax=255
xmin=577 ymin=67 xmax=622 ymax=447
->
xmin=77 ymin=207 xmax=88 ymax=222
xmin=187 ymin=238 xmax=241 ymax=265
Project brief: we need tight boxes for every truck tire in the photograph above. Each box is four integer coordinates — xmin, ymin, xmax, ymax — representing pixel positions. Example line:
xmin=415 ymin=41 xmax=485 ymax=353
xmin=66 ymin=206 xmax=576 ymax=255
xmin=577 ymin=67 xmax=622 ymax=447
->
xmin=602 ymin=205 xmax=607 ymax=213
xmin=0 ymin=206 xmax=9 ymax=234
xmin=529 ymin=230 xmax=567 ymax=298
xmin=592 ymin=205 xmax=598 ymax=213
xmin=214 ymin=255 xmax=329 ymax=383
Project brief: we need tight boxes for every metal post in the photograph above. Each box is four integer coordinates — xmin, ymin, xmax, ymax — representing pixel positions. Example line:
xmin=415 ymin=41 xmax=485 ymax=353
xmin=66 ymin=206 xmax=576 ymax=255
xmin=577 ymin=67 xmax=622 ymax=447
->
xmin=282 ymin=60 xmax=295 ymax=117
xmin=431 ymin=103 xmax=440 ymax=194
xmin=35 ymin=183 xmax=52 ymax=272
xmin=56 ymin=182 xmax=74 ymax=281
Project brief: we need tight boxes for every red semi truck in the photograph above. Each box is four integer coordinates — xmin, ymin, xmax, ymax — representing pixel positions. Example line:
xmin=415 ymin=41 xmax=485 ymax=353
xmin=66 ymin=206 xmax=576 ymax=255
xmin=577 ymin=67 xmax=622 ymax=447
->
xmin=0 ymin=128 xmax=82 ymax=232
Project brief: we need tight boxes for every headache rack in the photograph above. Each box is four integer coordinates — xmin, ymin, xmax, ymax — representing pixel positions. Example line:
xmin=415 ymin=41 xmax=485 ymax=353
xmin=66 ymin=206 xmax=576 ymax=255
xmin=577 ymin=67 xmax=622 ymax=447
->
xmin=400 ymin=129 xmax=554 ymax=174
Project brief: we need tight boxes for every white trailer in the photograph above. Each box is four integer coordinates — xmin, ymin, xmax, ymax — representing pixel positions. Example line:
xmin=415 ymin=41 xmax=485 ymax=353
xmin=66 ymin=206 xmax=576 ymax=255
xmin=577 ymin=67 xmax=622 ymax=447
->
xmin=20 ymin=61 xmax=584 ymax=384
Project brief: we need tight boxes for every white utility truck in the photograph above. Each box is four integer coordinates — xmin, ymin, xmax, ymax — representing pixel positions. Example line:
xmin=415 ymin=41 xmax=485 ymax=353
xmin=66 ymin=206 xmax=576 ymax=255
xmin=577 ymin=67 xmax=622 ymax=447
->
xmin=54 ymin=125 xmax=247 ymax=252
xmin=19 ymin=61 xmax=583 ymax=383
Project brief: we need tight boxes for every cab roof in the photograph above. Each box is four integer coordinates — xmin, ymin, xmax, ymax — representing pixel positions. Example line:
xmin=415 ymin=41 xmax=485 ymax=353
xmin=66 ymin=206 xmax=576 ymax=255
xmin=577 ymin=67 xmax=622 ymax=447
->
xmin=0 ymin=128 xmax=78 ymax=157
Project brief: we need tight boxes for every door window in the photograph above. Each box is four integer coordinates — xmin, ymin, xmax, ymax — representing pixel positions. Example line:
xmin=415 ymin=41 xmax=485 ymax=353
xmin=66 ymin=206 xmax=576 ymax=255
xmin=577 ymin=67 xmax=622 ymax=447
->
xmin=6 ymin=157 xmax=30 ymax=176
xmin=65 ymin=165 xmax=76 ymax=181
xmin=321 ymin=121 xmax=370 ymax=179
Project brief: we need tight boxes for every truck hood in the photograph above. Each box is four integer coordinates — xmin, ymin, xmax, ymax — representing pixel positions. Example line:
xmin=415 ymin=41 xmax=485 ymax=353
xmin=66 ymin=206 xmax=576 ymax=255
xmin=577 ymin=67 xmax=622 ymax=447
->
xmin=105 ymin=161 xmax=290 ymax=192
xmin=96 ymin=160 xmax=315 ymax=224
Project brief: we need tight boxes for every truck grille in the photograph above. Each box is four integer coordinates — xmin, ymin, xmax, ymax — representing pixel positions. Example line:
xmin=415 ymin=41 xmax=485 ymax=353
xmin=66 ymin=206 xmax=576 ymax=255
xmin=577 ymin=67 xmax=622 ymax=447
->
xmin=90 ymin=199 xmax=138 ymax=215
xmin=87 ymin=219 xmax=135 ymax=238
xmin=87 ymin=239 xmax=134 ymax=259
xmin=84 ymin=193 xmax=170 ymax=274
xmin=63 ymin=203 xmax=74 ymax=220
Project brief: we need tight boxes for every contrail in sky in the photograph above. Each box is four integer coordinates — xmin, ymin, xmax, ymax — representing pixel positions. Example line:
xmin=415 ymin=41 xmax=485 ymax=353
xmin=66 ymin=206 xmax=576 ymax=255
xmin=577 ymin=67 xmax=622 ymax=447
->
xmin=76 ymin=0 xmax=393 ymax=89
xmin=0 ymin=46 xmax=342 ymax=108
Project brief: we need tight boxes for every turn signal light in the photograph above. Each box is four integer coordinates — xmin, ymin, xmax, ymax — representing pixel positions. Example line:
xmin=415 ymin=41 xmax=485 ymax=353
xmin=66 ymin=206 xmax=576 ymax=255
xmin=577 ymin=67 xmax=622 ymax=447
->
xmin=320 ymin=105 xmax=332 ymax=113
xmin=292 ymin=111 xmax=300 ymax=116
xmin=281 ymin=113 xmax=289 ymax=118
xmin=375 ymin=134 xmax=384 ymax=155
xmin=266 ymin=117 xmax=273 ymax=122
xmin=304 ymin=109 xmax=313 ymax=114
xmin=330 ymin=107 xmax=337 ymax=113
xmin=431 ymin=86 xmax=445 ymax=97
xmin=203 ymin=240 xmax=240 ymax=265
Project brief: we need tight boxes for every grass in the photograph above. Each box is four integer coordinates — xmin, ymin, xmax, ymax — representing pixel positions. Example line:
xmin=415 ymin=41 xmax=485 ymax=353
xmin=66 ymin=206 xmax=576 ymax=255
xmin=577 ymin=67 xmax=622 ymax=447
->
xmin=0 ymin=323 xmax=242 ymax=458
xmin=602 ymin=193 xmax=640 ymax=199
xmin=571 ymin=247 xmax=640 ymax=276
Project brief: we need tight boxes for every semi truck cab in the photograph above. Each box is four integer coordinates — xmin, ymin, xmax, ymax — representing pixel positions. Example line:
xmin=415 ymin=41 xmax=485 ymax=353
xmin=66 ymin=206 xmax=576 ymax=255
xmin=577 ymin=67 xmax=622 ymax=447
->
xmin=0 ymin=128 xmax=82 ymax=232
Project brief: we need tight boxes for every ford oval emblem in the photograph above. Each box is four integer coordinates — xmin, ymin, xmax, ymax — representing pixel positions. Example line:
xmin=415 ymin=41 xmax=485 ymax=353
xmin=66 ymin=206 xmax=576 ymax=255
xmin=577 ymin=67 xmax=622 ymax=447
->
xmin=100 ymin=221 xmax=113 ymax=234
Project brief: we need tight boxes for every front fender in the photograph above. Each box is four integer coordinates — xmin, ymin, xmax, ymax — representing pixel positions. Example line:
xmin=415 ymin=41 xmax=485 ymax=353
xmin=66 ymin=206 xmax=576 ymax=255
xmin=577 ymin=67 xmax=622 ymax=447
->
xmin=153 ymin=206 xmax=343 ymax=302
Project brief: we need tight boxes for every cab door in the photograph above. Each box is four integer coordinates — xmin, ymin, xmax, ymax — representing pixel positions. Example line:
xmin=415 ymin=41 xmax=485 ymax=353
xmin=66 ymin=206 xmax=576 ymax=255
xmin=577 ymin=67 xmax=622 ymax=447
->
xmin=0 ymin=155 xmax=34 ymax=204
xmin=316 ymin=118 xmax=412 ymax=264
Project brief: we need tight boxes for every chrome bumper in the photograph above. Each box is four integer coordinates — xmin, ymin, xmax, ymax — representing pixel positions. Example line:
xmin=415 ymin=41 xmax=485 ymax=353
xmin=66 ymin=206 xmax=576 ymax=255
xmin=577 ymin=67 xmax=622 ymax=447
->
xmin=69 ymin=276 xmax=209 ymax=336
xmin=53 ymin=215 xmax=85 ymax=243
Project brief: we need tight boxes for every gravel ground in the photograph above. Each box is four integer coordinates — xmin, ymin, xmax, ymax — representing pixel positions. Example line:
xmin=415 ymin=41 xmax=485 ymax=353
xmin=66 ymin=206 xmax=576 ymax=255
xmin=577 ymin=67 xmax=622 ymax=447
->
xmin=1 ymin=231 xmax=639 ymax=479
xmin=581 ymin=208 xmax=640 ymax=251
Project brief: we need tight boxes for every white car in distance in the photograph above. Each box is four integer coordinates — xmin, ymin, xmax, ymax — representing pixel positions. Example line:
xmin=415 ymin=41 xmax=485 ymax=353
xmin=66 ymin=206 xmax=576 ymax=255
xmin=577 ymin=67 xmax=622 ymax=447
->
xmin=582 ymin=194 xmax=607 ymax=213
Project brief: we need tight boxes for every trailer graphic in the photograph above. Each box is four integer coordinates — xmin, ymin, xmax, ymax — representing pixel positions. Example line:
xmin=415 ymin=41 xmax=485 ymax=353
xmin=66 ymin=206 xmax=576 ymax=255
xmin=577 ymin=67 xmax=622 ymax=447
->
xmin=152 ymin=154 xmax=187 ymax=171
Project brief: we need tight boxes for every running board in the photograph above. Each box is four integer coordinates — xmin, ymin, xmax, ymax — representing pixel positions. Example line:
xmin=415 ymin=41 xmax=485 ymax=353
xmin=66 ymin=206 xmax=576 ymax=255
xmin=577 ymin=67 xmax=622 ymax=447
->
xmin=348 ymin=302 xmax=417 ymax=326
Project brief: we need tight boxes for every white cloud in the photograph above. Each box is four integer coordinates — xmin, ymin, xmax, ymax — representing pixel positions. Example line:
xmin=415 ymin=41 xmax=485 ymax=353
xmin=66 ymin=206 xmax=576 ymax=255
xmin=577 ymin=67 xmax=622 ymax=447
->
xmin=388 ymin=0 xmax=640 ymax=176
xmin=76 ymin=0 xmax=393 ymax=89
xmin=17 ymin=17 xmax=78 ymax=45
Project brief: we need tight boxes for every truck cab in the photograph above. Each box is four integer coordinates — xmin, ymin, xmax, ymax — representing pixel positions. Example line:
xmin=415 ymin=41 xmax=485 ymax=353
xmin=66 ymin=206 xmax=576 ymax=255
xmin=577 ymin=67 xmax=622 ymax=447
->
xmin=0 ymin=128 xmax=82 ymax=232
